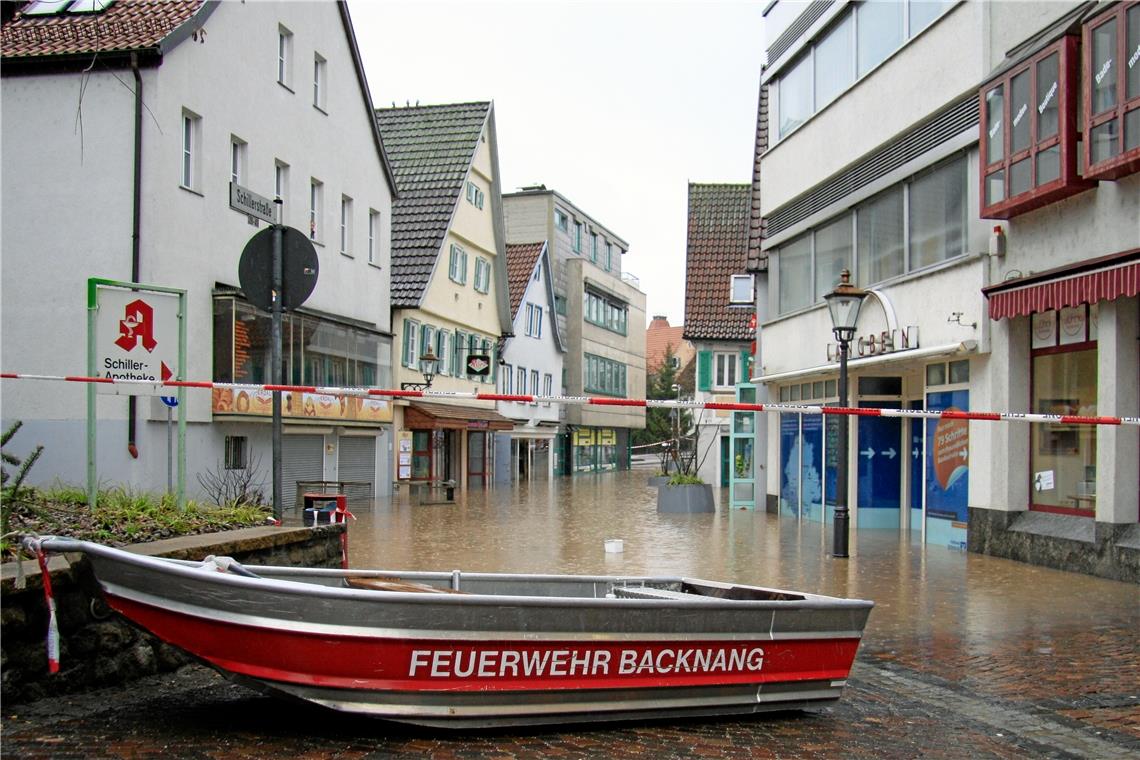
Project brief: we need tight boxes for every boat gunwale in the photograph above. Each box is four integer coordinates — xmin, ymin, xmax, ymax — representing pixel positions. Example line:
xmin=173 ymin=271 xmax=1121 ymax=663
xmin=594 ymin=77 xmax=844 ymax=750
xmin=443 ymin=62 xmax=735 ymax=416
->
xmin=39 ymin=537 xmax=875 ymax=612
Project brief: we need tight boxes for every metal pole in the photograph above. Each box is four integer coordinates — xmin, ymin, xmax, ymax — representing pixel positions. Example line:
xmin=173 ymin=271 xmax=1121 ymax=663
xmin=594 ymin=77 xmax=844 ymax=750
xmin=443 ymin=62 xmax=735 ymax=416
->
xmin=271 ymin=208 xmax=284 ymax=523
xmin=833 ymin=338 xmax=850 ymax=558
xmin=167 ymin=404 xmax=173 ymax=493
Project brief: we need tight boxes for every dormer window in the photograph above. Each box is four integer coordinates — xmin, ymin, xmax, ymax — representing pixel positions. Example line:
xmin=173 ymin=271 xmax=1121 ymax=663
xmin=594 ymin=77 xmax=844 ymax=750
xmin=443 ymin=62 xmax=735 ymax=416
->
xmin=1081 ymin=1 xmax=1140 ymax=180
xmin=979 ymin=35 xmax=1091 ymax=219
xmin=730 ymin=274 xmax=754 ymax=304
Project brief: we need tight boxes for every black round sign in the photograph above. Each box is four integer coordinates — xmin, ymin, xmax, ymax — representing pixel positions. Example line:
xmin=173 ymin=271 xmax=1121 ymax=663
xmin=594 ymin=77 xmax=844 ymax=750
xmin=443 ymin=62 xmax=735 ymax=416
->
xmin=238 ymin=226 xmax=319 ymax=312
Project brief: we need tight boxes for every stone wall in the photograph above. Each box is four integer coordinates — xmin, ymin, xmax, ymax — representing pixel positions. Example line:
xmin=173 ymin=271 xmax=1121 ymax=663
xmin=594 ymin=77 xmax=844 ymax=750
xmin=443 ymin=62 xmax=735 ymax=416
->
xmin=0 ymin=525 xmax=346 ymax=704
xmin=969 ymin=507 xmax=1140 ymax=583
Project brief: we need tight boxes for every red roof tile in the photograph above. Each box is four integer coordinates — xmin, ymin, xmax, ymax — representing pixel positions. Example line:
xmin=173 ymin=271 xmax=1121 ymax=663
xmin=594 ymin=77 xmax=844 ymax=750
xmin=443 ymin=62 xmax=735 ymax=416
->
xmin=683 ymin=183 xmax=752 ymax=342
xmin=646 ymin=316 xmax=694 ymax=373
xmin=2 ymin=0 xmax=204 ymax=59
xmin=505 ymin=242 xmax=544 ymax=319
xmin=747 ymin=81 xmax=770 ymax=273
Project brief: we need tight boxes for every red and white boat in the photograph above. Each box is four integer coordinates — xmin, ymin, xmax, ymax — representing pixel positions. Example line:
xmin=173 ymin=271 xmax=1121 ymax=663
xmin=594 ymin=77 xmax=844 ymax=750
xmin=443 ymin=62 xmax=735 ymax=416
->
xmin=34 ymin=537 xmax=873 ymax=728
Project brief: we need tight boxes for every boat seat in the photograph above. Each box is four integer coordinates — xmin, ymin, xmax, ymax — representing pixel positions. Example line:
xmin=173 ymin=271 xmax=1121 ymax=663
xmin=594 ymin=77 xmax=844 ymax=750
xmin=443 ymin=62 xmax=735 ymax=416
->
xmin=345 ymin=576 xmax=468 ymax=594
xmin=610 ymin=586 xmax=721 ymax=602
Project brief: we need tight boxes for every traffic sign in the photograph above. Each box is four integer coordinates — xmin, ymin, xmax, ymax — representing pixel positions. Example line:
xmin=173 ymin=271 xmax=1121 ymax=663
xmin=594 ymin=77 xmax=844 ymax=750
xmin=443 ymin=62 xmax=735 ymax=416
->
xmin=238 ymin=226 xmax=319 ymax=312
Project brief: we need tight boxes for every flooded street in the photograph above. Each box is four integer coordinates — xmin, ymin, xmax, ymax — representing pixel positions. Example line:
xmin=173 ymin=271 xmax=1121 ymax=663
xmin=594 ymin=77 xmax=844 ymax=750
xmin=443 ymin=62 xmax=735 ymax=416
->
xmin=5 ymin=469 xmax=1138 ymax=759
xmin=348 ymin=470 xmax=1139 ymax=648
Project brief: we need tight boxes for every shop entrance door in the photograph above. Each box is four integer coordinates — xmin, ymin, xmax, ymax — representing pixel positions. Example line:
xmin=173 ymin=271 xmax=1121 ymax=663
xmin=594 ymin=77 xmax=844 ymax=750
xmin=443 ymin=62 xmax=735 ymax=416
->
xmin=729 ymin=384 xmax=757 ymax=509
xmin=857 ymin=400 xmax=903 ymax=528
xmin=467 ymin=431 xmax=489 ymax=488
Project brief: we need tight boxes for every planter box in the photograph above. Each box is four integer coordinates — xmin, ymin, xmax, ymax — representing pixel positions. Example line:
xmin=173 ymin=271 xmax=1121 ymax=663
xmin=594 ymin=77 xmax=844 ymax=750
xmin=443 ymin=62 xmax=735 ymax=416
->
xmin=647 ymin=475 xmax=670 ymax=487
xmin=657 ymin=483 xmax=715 ymax=513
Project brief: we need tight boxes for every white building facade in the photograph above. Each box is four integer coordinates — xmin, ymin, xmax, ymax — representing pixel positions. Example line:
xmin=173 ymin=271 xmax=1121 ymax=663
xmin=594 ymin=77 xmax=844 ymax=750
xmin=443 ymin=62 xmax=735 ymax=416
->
xmin=495 ymin=242 xmax=565 ymax=482
xmin=755 ymin=0 xmax=1138 ymax=580
xmin=1 ymin=1 xmax=396 ymax=507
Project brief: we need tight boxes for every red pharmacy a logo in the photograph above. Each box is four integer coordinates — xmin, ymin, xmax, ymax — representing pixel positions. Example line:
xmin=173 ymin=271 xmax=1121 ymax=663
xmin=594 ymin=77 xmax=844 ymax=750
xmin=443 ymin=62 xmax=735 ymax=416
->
xmin=115 ymin=299 xmax=158 ymax=353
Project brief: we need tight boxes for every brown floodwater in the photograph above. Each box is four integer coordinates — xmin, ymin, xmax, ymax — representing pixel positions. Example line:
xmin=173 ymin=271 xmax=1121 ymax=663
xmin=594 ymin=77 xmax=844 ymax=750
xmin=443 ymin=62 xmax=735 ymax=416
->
xmin=342 ymin=470 xmax=1139 ymax=645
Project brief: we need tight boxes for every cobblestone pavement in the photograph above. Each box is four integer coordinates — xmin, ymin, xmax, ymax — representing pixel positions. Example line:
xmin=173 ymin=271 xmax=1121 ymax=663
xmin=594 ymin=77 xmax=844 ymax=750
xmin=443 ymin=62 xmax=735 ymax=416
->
xmin=4 ymin=619 xmax=1137 ymax=759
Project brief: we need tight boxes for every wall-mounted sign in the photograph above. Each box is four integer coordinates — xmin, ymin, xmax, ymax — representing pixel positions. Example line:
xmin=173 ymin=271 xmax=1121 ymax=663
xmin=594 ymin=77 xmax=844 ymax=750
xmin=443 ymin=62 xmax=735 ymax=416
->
xmin=827 ymin=326 xmax=919 ymax=361
xmin=466 ymin=354 xmax=491 ymax=376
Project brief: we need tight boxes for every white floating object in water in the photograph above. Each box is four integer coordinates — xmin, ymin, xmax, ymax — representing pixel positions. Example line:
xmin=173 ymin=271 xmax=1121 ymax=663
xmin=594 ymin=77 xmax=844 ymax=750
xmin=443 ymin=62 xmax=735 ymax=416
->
xmin=604 ymin=539 xmax=624 ymax=553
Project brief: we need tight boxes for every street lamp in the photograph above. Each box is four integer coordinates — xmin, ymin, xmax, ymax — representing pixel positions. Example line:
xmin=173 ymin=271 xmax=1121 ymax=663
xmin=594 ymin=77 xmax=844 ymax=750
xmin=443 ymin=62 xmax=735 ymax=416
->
xmin=822 ymin=269 xmax=867 ymax=559
xmin=401 ymin=348 xmax=439 ymax=391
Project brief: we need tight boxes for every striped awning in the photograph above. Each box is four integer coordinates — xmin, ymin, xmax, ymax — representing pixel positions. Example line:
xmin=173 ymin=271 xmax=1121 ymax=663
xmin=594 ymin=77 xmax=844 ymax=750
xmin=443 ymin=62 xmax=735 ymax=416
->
xmin=983 ymin=250 xmax=1140 ymax=320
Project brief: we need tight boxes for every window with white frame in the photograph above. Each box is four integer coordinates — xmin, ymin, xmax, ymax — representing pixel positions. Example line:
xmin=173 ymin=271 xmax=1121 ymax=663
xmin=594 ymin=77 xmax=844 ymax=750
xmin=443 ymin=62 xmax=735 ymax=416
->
xmin=554 ymin=208 xmax=569 ymax=232
xmin=402 ymin=319 xmax=420 ymax=368
xmin=714 ymin=352 xmax=738 ymax=388
xmin=773 ymin=1 xmax=955 ymax=142
xmin=730 ymin=274 xmax=754 ymax=304
xmin=313 ymin=53 xmax=327 ymax=111
xmin=517 ymin=366 xmax=527 ymax=394
xmin=367 ymin=209 xmax=379 ymax=265
xmin=474 ymin=257 xmax=491 ymax=293
xmin=530 ymin=370 xmax=539 ymax=404
xmin=274 ymin=160 xmax=288 ymax=221
xmin=502 ymin=364 xmax=513 ymax=393
xmin=339 ymin=195 xmax=353 ymax=256
xmin=277 ymin=25 xmax=293 ymax=88
xmin=775 ymin=155 xmax=966 ymax=315
xmin=466 ymin=181 xmax=484 ymax=209
xmin=309 ymin=179 xmax=323 ymax=242
xmin=180 ymin=109 xmax=201 ymax=191
xmin=543 ymin=373 xmax=553 ymax=405
xmin=230 ymin=136 xmax=246 ymax=186
xmin=449 ymin=244 xmax=468 ymax=284
xmin=454 ymin=329 xmax=468 ymax=374
xmin=525 ymin=302 xmax=543 ymax=337
xmin=435 ymin=330 xmax=451 ymax=376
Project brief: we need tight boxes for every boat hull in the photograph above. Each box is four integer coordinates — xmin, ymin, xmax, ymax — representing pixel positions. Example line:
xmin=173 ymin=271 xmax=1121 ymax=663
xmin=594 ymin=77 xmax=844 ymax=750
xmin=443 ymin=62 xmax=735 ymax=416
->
xmin=44 ymin=538 xmax=873 ymax=727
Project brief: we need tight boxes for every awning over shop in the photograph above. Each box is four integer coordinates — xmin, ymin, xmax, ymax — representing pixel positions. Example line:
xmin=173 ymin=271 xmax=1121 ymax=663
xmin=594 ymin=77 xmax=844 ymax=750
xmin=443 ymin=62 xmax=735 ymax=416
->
xmin=406 ymin=401 xmax=514 ymax=431
xmin=983 ymin=249 xmax=1140 ymax=320
xmin=752 ymin=341 xmax=978 ymax=386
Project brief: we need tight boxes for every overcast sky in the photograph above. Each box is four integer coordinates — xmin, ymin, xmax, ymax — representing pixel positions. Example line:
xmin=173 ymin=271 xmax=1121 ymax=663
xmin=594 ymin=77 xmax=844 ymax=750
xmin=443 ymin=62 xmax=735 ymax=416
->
xmin=347 ymin=0 xmax=766 ymax=328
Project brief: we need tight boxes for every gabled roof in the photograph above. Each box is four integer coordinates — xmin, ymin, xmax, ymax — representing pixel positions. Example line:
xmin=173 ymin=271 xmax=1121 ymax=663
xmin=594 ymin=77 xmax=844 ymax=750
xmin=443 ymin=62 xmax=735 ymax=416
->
xmin=505 ymin=240 xmax=565 ymax=353
xmin=506 ymin=242 xmax=544 ymax=318
xmin=1 ymin=0 xmax=209 ymax=61
xmin=1 ymin=1 xmax=397 ymax=194
xmin=746 ymin=80 xmax=770 ymax=273
xmin=646 ymin=316 xmax=691 ymax=374
xmin=683 ymin=183 xmax=752 ymax=343
xmin=375 ymin=101 xmax=492 ymax=308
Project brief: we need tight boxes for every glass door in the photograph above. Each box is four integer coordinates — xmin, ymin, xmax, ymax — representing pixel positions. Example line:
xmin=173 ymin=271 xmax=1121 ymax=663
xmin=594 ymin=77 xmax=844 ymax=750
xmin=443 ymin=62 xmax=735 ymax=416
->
xmin=730 ymin=384 xmax=757 ymax=509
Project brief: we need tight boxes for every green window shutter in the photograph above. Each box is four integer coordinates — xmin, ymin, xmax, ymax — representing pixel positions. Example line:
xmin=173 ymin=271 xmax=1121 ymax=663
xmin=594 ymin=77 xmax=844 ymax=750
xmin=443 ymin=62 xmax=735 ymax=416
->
xmin=697 ymin=351 xmax=712 ymax=391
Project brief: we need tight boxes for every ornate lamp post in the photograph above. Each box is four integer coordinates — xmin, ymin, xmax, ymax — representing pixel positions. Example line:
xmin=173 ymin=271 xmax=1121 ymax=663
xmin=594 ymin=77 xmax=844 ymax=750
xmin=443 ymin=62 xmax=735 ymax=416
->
xmin=822 ymin=269 xmax=867 ymax=558
xmin=401 ymin=348 xmax=439 ymax=391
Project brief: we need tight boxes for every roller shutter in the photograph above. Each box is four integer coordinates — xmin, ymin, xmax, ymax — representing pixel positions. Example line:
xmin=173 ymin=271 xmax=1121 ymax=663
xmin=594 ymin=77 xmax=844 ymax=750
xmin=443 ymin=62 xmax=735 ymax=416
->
xmin=282 ymin=434 xmax=323 ymax=509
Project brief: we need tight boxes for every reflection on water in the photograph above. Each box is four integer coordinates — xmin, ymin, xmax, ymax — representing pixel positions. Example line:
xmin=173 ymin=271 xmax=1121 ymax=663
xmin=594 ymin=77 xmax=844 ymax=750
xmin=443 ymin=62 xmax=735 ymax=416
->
xmin=344 ymin=470 xmax=1139 ymax=645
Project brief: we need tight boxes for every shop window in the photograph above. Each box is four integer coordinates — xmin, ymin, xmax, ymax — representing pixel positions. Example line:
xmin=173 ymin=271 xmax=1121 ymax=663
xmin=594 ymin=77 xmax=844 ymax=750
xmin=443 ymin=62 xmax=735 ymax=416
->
xmin=980 ymin=36 xmax=1090 ymax=218
xmin=1082 ymin=1 xmax=1140 ymax=180
xmin=1031 ymin=347 xmax=1098 ymax=515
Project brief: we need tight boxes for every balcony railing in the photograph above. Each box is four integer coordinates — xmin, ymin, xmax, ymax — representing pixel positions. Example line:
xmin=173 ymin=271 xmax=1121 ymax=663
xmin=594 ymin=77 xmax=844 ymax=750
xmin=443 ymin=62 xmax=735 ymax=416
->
xmin=621 ymin=271 xmax=640 ymax=289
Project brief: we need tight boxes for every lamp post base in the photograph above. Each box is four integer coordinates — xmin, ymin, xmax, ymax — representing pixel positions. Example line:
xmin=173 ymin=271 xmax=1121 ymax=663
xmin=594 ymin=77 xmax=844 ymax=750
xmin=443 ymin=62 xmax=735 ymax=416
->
xmin=832 ymin=507 xmax=850 ymax=558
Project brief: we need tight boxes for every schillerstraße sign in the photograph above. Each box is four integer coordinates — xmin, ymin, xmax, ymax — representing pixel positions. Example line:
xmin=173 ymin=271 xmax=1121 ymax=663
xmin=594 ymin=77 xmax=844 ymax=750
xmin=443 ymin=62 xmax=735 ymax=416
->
xmin=230 ymin=182 xmax=276 ymax=224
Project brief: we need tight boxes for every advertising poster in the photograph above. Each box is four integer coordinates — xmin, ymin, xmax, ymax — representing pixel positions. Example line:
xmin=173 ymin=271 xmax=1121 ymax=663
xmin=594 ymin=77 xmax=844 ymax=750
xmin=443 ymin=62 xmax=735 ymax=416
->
xmin=925 ymin=389 xmax=969 ymax=522
xmin=800 ymin=413 xmax=823 ymax=518
xmin=779 ymin=413 xmax=800 ymax=516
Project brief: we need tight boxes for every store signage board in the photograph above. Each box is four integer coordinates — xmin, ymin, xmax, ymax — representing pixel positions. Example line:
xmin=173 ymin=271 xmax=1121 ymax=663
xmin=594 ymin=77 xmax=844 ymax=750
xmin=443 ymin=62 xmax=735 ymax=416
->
xmin=92 ymin=285 xmax=182 ymax=397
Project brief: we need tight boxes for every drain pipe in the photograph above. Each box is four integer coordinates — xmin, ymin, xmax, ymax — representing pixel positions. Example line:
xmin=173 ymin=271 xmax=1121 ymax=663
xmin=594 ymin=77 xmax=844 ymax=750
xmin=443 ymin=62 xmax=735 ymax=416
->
xmin=127 ymin=52 xmax=143 ymax=459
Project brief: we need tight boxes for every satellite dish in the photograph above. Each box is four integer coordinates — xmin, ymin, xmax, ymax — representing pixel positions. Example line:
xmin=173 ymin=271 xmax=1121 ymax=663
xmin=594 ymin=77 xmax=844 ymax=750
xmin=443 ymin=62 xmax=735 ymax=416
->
xmin=238 ymin=226 xmax=319 ymax=312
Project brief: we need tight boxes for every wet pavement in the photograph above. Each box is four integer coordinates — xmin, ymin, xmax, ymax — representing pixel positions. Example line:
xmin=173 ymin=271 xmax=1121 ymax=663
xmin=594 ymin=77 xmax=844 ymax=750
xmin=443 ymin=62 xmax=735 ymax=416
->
xmin=4 ymin=470 xmax=1139 ymax=758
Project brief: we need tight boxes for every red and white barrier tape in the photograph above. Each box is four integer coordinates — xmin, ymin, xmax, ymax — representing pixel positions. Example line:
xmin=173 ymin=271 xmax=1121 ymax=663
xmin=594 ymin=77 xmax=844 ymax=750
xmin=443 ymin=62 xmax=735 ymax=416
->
xmin=2 ymin=372 xmax=1137 ymax=427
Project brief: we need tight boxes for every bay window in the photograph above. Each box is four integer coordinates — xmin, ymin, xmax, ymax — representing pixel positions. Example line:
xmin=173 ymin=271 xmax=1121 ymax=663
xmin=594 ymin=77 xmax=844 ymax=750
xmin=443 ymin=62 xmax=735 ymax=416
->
xmin=980 ymin=35 xmax=1090 ymax=218
xmin=1082 ymin=1 xmax=1140 ymax=180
